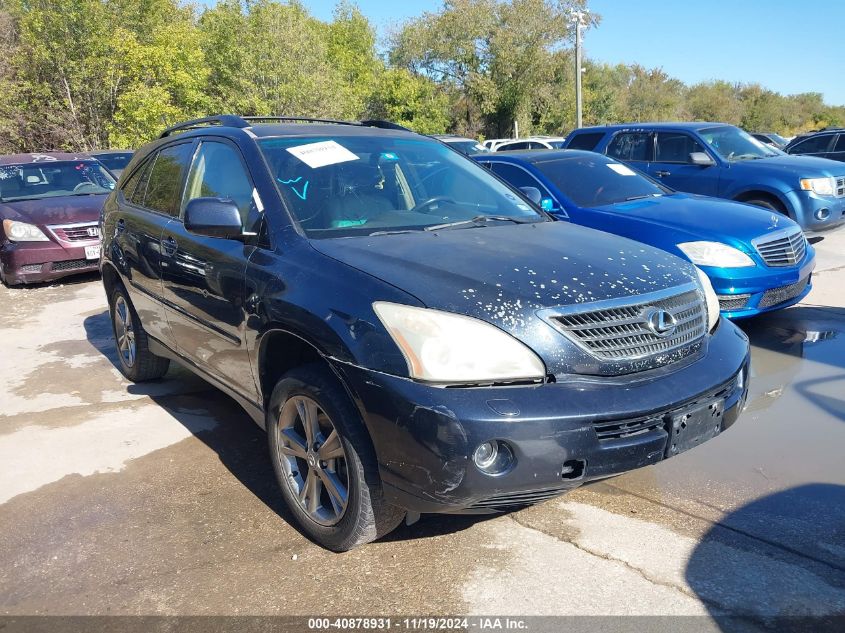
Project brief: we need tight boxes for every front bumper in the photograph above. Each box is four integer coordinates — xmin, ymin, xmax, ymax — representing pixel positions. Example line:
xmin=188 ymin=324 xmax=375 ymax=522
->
xmin=0 ymin=240 xmax=99 ymax=285
xmin=788 ymin=189 xmax=845 ymax=234
xmin=702 ymin=252 xmax=816 ymax=319
xmin=334 ymin=319 xmax=750 ymax=514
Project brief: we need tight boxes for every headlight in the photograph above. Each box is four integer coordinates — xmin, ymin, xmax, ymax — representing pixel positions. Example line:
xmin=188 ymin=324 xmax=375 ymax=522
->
xmin=677 ymin=241 xmax=754 ymax=268
xmin=2 ymin=219 xmax=49 ymax=242
xmin=799 ymin=177 xmax=836 ymax=196
xmin=373 ymin=302 xmax=546 ymax=383
xmin=695 ymin=267 xmax=720 ymax=332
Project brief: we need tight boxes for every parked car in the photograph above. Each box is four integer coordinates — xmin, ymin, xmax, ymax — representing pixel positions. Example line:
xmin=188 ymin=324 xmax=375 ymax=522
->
xmin=563 ymin=122 xmax=845 ymax=234
xmin=785 ymin=128 xmax=845 ymax=163
xmin=494 ymin=136 xmax=568 ymax=151
xmin=476 ymin=150 xmax=815 ymax=319
xmin=482 ymin=138 xmax=511 ymax=151
xmin=101 ymin=115 xmax=749 ymax=551
xmin=751 ymin=132 xmax=788 ymax=150
xmin=432 ymin=134 xmax=489 ymax=155
xmin=0 ymin=153 xmax=114 ymax=286
xmin=88 ymin=150 xmax=134 ymax=177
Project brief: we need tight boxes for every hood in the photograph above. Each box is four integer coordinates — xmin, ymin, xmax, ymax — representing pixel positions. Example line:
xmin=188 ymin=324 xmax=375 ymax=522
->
xmin=735 ymin=153 xmax=845 ymax=177
xmin=0 ymin=195 xmax=107 ymax=226
xmin=311 ymin=221 xmax=701 ymax=376
xmin=597 ymin=193 xmax=797 ymax=245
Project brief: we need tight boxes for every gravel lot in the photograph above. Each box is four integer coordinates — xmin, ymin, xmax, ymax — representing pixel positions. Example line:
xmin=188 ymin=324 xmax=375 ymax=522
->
xmin=1 ymin=230 xmax=844 ymax=626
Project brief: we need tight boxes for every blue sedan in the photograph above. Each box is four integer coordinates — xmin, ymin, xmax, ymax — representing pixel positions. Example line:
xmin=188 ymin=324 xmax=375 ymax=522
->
xmin=476 ymin=150 xmax=816 ymax=318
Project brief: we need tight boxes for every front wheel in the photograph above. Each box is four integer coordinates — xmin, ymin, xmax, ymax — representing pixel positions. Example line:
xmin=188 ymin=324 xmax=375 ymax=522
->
xmin=267 ymin=364 xmax=404 ymax=551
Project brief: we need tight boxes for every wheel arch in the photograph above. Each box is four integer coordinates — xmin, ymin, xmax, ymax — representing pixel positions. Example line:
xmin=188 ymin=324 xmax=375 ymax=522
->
xmin=732 ymin=188 xmax=794 ymax=218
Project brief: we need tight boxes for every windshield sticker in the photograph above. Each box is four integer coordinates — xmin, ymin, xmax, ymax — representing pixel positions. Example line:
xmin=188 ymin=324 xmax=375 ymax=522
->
xmin=278 ymin=176 xmax=309 ymax=200
xmin=607 ymin=163 xmax=636 ymax=176
xmin=286 ymin=140 xmax=359 ymax=169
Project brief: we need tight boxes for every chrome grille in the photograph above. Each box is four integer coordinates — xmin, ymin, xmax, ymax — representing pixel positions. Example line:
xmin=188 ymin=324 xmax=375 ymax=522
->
xmin=718 ymin=294 xmax=750 ymax=312
xmin=48 ymin=222 xmax=100 ymax=243
xmin=753 ymin=227 xmax=807 ymax=267
xmin=837 ymin=176 xmax=845 ymax=197
xmin=547 ymin=285 xmax=707 ymax=363
xmin=758 ymin=275 xmax=810 ymax=309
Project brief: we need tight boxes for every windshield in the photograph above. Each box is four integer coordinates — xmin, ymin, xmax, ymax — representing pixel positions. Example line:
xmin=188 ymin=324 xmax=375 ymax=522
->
xmin=699 ymin=126 xmax=778 ymax=161
xmin=0 ymin=161 xmax=115 ymax=202
xmin=446 ymin=140 xmax=489 ymax=155
xmin=533 ymin=155 xmax=668 ymax=207
xmin=94 ymin=152 xmax=133 ymax=173
xmin=258 ymin=135 xmax=543 ymax=238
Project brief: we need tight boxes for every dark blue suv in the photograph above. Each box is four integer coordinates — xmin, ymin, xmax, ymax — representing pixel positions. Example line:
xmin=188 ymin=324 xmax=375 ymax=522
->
xmin=100 ymin=115 xmax=749 ymax=550
xmin=564 ymin=123 xmax=845 ymax=234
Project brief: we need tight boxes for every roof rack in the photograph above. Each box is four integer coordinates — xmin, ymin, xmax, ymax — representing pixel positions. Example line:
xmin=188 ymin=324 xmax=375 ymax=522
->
xmin=159 ymin=115 xmax=249 ymax=138
xmin=159 ymin=115 xmax=413 ymax=138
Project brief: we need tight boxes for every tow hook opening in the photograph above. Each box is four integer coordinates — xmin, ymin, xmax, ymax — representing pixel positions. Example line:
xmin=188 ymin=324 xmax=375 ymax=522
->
xmin=560 ymin=459 xmax=586 ymax=480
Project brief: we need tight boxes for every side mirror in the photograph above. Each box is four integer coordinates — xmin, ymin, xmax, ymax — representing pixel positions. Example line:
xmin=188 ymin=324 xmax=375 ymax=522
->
xmin=519 ymin=186 xmax=542 ymax=204
xmin=689 ymin=152 xmax=715 ymax=167
xmin=184 ymin=198 xmax=243 ymax=239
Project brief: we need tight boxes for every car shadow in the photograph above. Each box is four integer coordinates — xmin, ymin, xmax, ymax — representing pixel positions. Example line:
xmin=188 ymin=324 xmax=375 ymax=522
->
xmin=82 ymin=309 xmax=485 ymax=545
xmin=685 ymin=483 xmax=845 ymax=631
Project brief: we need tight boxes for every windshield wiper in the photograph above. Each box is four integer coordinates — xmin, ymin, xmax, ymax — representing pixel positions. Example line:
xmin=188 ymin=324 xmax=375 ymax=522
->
xmin=368 ymin=229 xmax=420 ymax=236
xmin=424 ymin=215 xmax=536 ymax=231
xmin=624 ymin=194 xmax=661 ymax=201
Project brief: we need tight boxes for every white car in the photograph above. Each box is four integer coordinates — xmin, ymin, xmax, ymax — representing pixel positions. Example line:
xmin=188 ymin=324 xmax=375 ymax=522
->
xmin=494 ymin=136 xmax=568 ymax=151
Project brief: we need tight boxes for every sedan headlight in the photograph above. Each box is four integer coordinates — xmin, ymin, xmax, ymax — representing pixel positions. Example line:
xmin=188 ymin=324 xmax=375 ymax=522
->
xmin=677 ymin=241 xmax=755 ymax=268
xmin=2 ymin=219 xmax=49 ymax=242
xmin=695 ymin=267 xmax=721 ymax=332
xmin=373 ymin=302 xmax=546 ymax=383
xmin=799 ymin=177 xmax=836 ymax=196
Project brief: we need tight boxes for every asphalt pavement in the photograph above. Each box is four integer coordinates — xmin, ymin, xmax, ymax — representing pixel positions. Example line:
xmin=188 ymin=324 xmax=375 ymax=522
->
xmin=1 ymin=231 xmax=844 ymax=627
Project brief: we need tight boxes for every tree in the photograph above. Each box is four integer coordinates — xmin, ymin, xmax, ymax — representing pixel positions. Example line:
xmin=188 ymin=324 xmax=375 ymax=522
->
xmin=686 ymin=81 xmax=742 ymax=124
xmin=367 ymin=68 xmax=451 ymax=134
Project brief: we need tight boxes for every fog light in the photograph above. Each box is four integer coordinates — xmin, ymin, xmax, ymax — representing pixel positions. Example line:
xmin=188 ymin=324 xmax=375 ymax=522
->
xmin=472 ymin=440 xmax=514 ymax=475
xmin=815 ymin=208 xmax=831 ymax=221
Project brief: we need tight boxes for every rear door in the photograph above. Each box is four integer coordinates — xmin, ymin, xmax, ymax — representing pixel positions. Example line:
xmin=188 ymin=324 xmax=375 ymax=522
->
xmin=605 ymin=131 xmax=653 ymax=173
xmin=159 ymin=138 xmax=261 ymax=399
xmin=787 ymin=133 xmax=836 ymax=158
xmin=110 ymin=142 xmax=193 ymax=348
xmin=648 ymin=131 xmax=719 ymax=196
xmin=830 ymin=134 xmax=845 ymax=162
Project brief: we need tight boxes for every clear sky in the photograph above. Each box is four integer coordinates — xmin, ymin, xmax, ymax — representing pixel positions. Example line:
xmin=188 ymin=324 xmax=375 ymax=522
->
xmin=201 ymin=0 xmax=845 ymax=105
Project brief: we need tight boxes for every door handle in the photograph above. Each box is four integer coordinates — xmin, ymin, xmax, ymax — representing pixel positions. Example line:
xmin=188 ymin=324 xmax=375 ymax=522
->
xmin=655 ymin=170 xmax=671 ymax=177
xmin=162 ymin=236 xmax=178 ymax=256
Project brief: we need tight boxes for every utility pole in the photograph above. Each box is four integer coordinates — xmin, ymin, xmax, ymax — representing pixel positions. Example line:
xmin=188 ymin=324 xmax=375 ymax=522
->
xmin=570 ymin=9 xmax=589 ymax=129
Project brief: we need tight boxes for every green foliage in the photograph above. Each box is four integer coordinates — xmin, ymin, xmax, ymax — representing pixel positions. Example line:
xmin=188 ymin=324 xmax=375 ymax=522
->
xmin=0 ymin=0 xmax=841 ymax=153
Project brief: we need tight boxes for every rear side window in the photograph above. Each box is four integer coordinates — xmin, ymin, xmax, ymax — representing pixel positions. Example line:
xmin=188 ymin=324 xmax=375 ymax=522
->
xmin=125 ymin=158 xmax=154 ymax=206
xmin=655 ymin=133 xmax=707 ymax=163
xmin=567 ymin=132 xmax=604 ymax=151
xmin=607 ymin=132 xmax=652 ymax=162
xmin=790 ymin=134 xmax=834 ymax=155
xmin=143 ymin=143 xmax=195 ymax=217
xmin=835 ymin=135 xmax=845 ymax=152
xmin=500 ymin=141 xmax=530 ymax=150
xmin=182 ymin=141 xmax=257 ymax=231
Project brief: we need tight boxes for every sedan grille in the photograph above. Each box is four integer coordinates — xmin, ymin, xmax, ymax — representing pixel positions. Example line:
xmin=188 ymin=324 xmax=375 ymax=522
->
xmin=51 ymin=259 xmax=95 ymax=272
xmin=547 ymin=285 xmax=707 ymax=363
xmin=758 ymin=275 xmax=810 ymax=309
xmin=717 ymin=294 xmax=750 ymax=312
xmin=468 ymin=486 xmax=572 ymax=510
xmin=49 ymin=223 xmax=100 ymax=243
xmin=753 ymin=227 xmax=807 ymax=267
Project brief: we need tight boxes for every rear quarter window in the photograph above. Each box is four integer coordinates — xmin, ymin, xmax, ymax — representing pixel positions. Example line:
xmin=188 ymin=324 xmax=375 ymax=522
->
xmin=566 ymin=132 xmax=604 ymax=151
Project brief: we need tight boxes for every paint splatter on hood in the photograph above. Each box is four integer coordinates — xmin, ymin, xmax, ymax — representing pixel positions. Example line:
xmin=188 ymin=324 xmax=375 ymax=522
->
xmin=312 ymin=221 xmax=697 ymax=322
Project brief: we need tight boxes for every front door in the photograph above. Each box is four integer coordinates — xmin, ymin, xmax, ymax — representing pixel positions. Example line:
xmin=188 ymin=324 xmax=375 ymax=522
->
xmin=647 ymin=132 xmax=719 ymax=196
xmin=159 ymin=139 xmax=261 ymax=400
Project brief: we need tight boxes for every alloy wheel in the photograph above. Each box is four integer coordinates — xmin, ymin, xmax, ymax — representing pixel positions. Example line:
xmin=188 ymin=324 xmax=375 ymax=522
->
xmin=275 ymin=395 xmax=350 ymax=526
xmin=114 ymin=295 xmax=136 ymax=368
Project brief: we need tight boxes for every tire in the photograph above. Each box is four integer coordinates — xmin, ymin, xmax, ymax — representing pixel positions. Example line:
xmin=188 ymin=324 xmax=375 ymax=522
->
xmin=267 ymin=364 xmax=404 ymax=551
xmin=108 ymin=285 xmax=170 ymax=381
xmin=743 ymin=198 xmax=786 ymax=214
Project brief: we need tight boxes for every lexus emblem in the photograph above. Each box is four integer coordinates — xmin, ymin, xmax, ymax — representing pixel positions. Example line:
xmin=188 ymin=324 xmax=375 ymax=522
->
xmin=645 ymin=309 xmax=677 ymax=338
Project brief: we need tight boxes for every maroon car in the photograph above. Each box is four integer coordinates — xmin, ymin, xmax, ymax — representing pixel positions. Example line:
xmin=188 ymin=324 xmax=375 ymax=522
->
xmin=0 ymin=153 xmax=115 ymax=286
